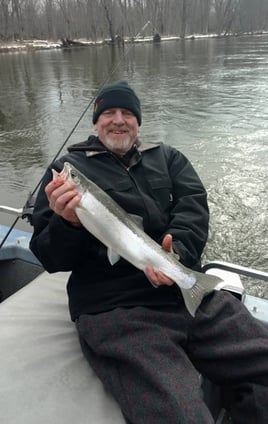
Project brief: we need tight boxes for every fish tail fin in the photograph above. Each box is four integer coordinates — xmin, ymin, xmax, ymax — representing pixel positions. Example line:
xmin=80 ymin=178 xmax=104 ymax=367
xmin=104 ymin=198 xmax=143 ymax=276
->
xmin=180 ymin=272 xmax=223 ymax=317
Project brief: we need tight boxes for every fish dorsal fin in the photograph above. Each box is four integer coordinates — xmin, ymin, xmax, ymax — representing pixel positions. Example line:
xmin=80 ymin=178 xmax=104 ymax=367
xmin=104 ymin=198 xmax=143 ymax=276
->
xmin=107 ymin=247 xmax=120 ymax=266
xmin=128 ymin=214 xmax=144 ymax=230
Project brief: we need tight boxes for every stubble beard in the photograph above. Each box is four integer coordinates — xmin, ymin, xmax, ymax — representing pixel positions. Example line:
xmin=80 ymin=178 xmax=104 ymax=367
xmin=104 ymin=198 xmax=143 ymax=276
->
xmin=102 ymin=134 xmax=135 ymax=156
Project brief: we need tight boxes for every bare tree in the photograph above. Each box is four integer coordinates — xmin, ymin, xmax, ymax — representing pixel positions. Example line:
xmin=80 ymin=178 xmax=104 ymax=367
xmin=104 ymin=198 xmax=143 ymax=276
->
xmin=237 ymin=0 xmax=268 ymax=34
xmin=100 ymin=0 xmax=116 ymax=42
xmin=1 ymin=0 xmax=268 ymax=43
xmin=44 ymin=0 xmax=56 ymax=39
xmin=213 ymin=0 xmax=240 ymax=35
xmin=177 ymin=0 xmax=188 ymax=38
xmin=132 ymin=0 xmax=149 ymax=35
xmin=57 ymin=0 xmax=73 ymax=39
xmin=116 ymin=0 xmax=130 ymax=38
xmin=0 ymin=0 xmax=10 ymax=39
xmin=23 ymin=0 xmax=40 ymax=38
xmin=199 ymin=0 xmax=211 ymax=34
xmin=85 ymin=0 xmax=99 ymax=41
xmin=11 ymin=0 xmax=24 ymax=40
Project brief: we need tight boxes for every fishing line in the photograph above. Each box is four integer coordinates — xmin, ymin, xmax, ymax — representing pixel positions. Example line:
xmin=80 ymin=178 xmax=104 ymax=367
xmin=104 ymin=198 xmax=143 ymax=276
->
xmin=0 ymin=21 xmax=152 ymax=249
xmin=31 ymin=20 xmax=151 ymax=197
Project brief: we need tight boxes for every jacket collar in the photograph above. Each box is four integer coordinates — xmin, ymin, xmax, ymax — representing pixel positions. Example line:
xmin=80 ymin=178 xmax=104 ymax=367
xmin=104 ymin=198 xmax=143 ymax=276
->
xmin=68 ymin=135 xmax=160 ymax=158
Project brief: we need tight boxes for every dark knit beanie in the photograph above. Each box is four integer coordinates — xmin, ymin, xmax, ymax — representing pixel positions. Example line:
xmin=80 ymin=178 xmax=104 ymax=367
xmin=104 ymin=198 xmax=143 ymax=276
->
xmin=93 ymin=81 xmax=141 ymax=125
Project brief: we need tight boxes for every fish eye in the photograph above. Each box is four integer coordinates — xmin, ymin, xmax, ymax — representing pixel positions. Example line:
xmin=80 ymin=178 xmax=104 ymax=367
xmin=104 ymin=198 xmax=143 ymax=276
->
xmin=70 ymin=171 xmax=80 ymax=185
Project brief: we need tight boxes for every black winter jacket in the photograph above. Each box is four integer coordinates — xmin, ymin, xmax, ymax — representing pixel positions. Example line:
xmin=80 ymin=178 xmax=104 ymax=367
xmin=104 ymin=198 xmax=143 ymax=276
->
xmin=30 ymin=137 xmax=209 ymax=320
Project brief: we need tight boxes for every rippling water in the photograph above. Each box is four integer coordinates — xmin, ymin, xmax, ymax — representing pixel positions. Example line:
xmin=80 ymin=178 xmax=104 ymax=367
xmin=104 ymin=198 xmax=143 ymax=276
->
xmin=0 ymin=36 xmax=267 ymax=296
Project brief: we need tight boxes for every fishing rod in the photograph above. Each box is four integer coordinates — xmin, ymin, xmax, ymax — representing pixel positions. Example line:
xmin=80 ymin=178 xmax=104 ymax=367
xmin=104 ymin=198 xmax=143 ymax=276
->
xmin=0 ymin=21 xmax=152 ymax=249
xmin=31 ymin=20 xmax=151 ymax=197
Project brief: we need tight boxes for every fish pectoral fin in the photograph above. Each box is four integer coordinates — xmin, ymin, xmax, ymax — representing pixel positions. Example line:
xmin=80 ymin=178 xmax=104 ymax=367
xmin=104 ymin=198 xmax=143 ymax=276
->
xmin=107 ymin=247 xmax=120 ymax=266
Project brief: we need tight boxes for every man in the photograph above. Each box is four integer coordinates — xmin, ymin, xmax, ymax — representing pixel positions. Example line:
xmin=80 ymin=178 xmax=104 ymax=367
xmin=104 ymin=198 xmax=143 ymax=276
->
xmin=30 ymin=81 xmax=268 ymax=423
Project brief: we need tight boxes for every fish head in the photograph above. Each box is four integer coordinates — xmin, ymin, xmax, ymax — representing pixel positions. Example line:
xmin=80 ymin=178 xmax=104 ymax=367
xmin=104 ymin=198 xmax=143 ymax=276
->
xmin=60 ymin=162 xmax=76 ymax=181
xmin=56 ymin=162 xmax=87 ymax=194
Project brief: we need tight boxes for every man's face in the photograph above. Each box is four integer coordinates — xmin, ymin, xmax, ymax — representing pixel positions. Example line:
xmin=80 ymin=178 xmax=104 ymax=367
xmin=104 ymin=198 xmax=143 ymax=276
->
xmin=95 ymin=108 xmax=139 ymax=156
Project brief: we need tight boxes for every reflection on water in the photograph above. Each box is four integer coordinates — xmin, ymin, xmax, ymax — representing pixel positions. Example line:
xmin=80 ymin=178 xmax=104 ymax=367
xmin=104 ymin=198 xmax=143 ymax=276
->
xmin=0 ymin=36 xmax=267 ymax=296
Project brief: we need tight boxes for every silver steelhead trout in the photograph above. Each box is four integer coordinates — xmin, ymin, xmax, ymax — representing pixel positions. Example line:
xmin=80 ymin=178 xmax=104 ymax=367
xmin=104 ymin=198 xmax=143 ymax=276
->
xmin=57 ymin=162 xmax=223 ymax=316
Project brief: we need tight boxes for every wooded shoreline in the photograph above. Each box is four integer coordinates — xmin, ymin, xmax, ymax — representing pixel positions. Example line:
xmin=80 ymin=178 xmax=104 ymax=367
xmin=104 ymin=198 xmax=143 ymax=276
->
xmin=1 ymin=31 xmax=267 ymax=54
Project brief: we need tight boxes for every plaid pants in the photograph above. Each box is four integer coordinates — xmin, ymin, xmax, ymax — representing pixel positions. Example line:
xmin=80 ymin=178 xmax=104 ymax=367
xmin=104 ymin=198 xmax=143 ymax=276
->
xmin=76 ymin=291 xmax=268 ymax=423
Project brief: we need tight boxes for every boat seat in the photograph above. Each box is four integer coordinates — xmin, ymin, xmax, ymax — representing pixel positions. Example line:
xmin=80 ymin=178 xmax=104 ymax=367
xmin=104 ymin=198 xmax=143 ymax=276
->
xmin=1 ymin=270 xmax=225 ymax=423
xmin=0 ymin=271 xmax=125 ymax=424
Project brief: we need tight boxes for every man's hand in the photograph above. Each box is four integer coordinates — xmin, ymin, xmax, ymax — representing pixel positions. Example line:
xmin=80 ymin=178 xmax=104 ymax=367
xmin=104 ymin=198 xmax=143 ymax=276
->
xmin=45 ymin=175 xmax=82 ymax=226
xmin=145 ymin=234 xmax=175 ymax=287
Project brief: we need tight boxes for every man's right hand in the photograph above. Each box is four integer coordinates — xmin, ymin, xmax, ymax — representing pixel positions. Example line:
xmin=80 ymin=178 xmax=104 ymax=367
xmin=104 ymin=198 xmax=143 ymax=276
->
xmin=45 ymin=175 xmax=82 ymax=226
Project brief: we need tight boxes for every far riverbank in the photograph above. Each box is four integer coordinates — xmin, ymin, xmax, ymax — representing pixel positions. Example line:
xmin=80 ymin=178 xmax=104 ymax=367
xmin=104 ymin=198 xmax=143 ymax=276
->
xmin=1 ymin=31 xmax=268 ymax=53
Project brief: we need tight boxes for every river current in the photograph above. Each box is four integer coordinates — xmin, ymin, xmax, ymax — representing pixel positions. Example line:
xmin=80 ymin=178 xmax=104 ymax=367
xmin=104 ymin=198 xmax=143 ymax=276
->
xmin=0 ymin=35 xmax=267 ymax=297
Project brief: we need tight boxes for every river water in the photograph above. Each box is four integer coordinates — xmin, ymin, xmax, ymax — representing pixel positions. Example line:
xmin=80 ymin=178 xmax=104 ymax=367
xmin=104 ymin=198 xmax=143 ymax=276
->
xmin=0 ymin=35 xmax=267 ymax=297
